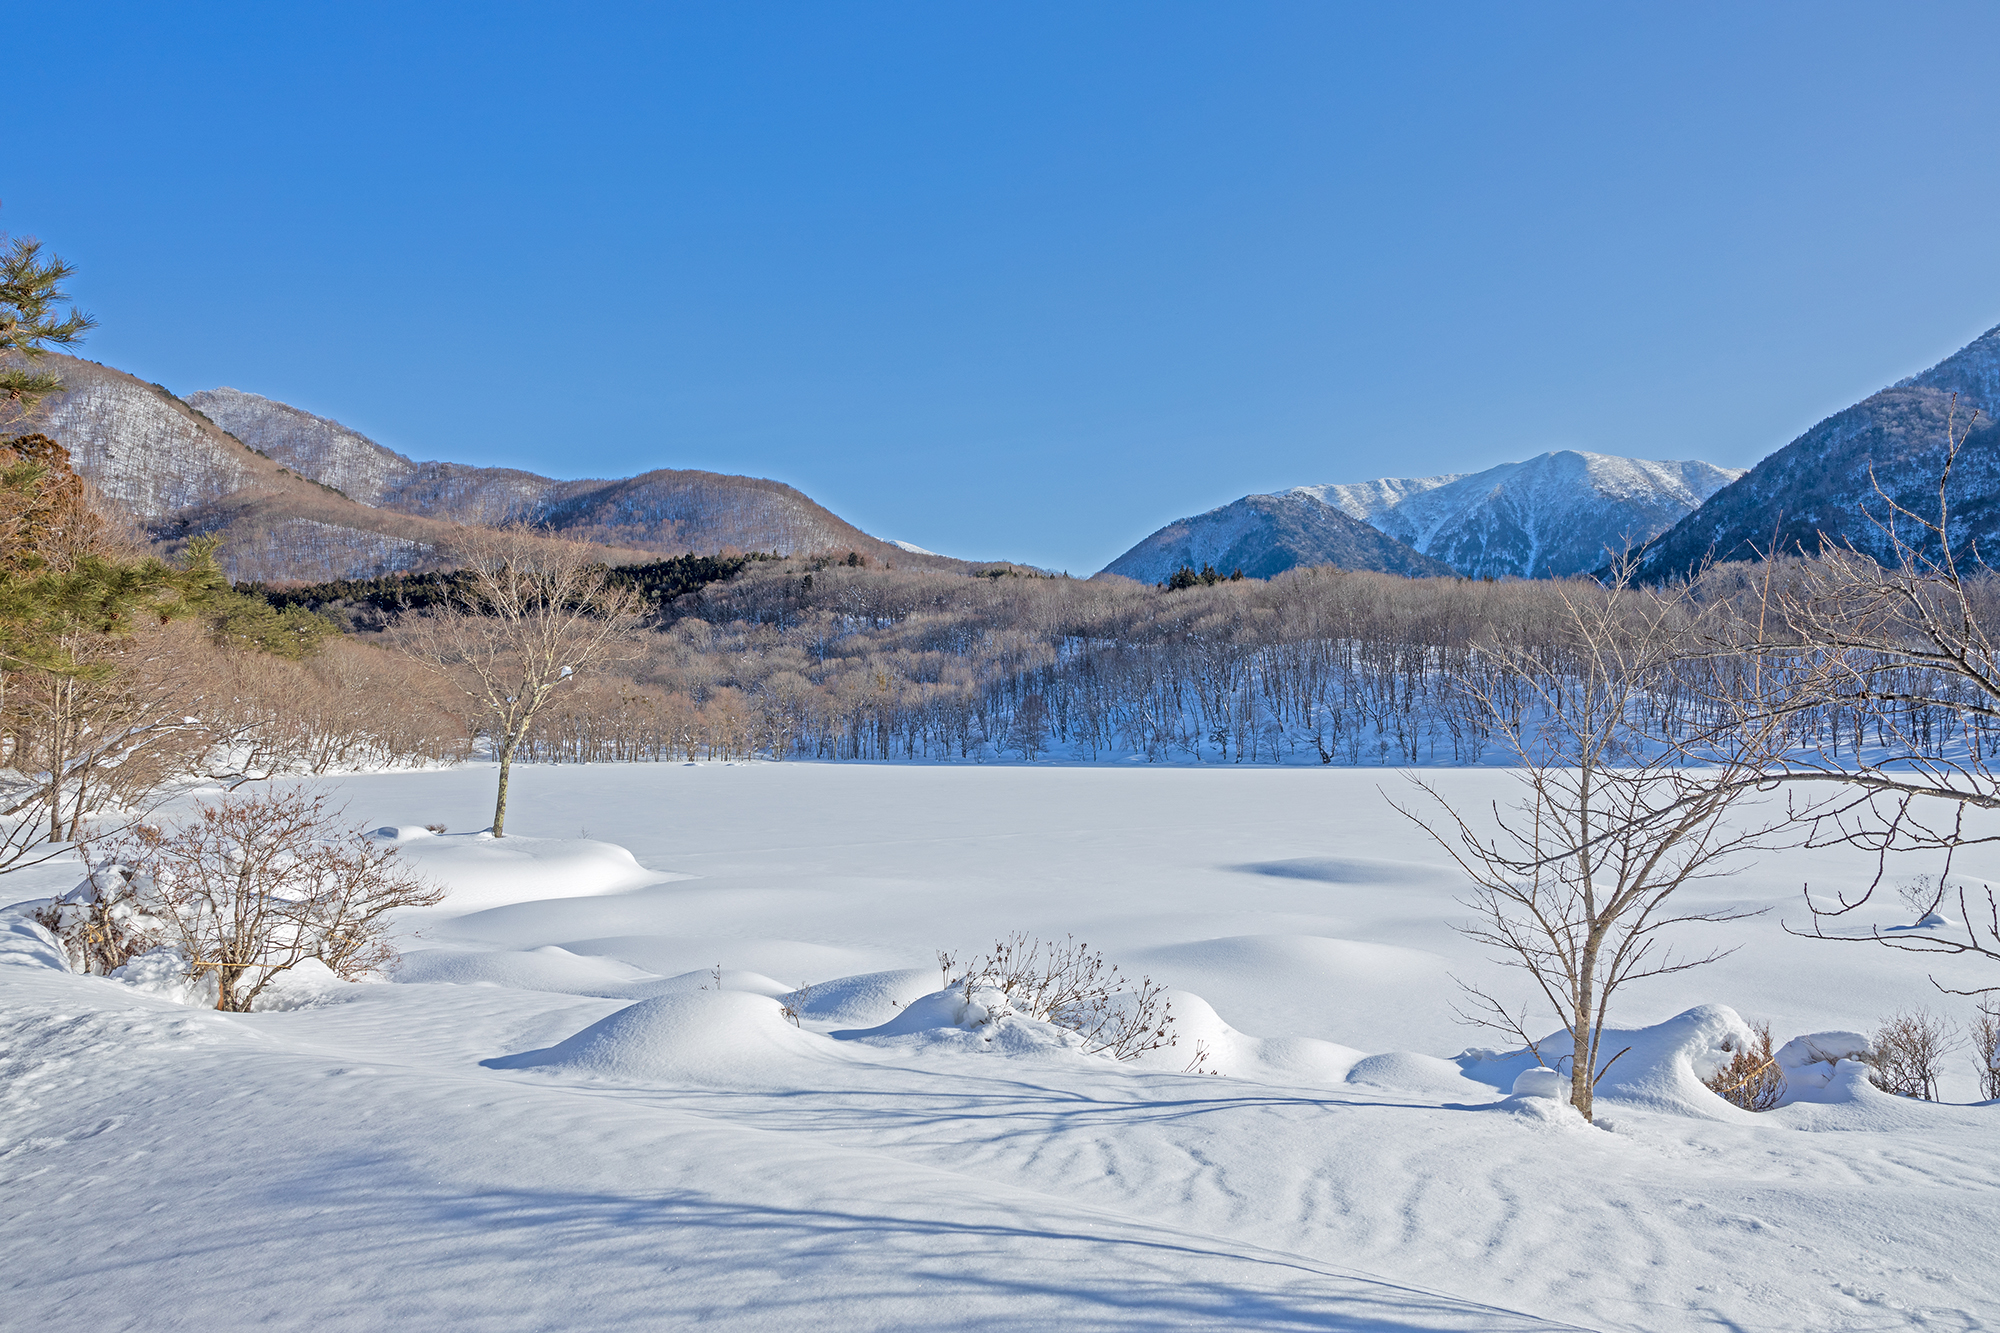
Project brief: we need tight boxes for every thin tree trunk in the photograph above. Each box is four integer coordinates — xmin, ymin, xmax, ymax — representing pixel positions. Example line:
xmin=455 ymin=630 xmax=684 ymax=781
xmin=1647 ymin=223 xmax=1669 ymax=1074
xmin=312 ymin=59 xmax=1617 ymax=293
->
xmin=1571 ymin=932 xmax=1602 ymax=1121
xmin=492 ymin=739 xmax=514 ymax=837
xmin=47 ymin=676 xmax=70 ymax=844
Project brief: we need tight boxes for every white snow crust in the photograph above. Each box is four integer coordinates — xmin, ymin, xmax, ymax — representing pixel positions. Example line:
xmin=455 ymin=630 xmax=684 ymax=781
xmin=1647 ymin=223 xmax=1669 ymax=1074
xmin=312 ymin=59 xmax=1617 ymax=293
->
xmin=4 ymin=762 xmax=1997 ymax=1331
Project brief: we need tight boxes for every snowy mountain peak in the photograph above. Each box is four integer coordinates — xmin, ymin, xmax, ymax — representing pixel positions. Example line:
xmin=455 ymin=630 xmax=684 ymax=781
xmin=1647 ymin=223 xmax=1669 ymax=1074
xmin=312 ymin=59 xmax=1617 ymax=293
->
xmin=1282 ymin=450 xmax=1743 ymax=579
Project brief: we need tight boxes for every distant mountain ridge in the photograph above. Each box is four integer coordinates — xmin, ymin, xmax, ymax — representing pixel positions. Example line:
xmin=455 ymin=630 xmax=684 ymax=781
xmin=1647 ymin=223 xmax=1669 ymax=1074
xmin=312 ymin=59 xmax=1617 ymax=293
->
xmin=3 ymin=354 xmax=560 ymax=582
xmin=10 ymin=356 xmax=937 ymax=582
xmin=1100 ymin=492 xmax=1456 ymax=583
xmin=1292 ymin=450 xmax=1743 ymax=579
xmin=1632 ymin=323 xmax=2000 ymax=579
xmin=186 ymin=387 xmax=908 ymax=561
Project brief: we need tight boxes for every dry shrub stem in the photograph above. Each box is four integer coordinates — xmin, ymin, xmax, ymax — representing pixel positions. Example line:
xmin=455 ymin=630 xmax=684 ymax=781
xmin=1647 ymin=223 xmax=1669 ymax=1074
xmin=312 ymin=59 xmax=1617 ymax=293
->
xmin=1703 ymin=1021 xmax=1786 ymax=1111
xmin=1870 ymin=1008 xmax=1955 ymax=1101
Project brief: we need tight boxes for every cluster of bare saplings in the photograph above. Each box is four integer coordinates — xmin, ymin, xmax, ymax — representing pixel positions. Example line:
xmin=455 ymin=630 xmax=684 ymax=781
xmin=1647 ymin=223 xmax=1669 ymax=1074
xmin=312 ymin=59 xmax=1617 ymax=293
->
xmin=3 ymin=623 xmax=467 ymax=838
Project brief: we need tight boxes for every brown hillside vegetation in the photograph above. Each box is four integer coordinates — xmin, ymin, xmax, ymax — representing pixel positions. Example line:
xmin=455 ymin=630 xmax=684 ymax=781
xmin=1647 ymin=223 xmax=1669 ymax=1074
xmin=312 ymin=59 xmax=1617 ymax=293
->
xmin=184 ymin=383 xmax=954 ymax=568
xmin=10 ymin=353 xmax=667 ymax=581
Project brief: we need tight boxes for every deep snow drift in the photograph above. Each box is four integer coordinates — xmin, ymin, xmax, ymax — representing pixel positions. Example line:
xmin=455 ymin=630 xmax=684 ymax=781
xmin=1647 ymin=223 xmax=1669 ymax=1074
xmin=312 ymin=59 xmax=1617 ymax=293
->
xmin=4 ymin=763 xmax=1997 ymax=1331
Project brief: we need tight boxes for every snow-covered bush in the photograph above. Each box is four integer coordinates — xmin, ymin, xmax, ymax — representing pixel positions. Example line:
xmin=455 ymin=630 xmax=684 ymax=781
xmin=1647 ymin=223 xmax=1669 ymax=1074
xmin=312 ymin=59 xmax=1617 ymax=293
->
xmin=32 ymin=863 xmax=172 ymax=975
xmin=1870 ymin=1008 xmax=1955 ymax=1101
xmin=1973 ymin=1000 xmax=2000 ymax=1102
xmin=91 ymin=786 xmax=446 ymax=1011
xmin=952 ymin=933 xmax=1178 ymax=1061
xmin=1701 ymin=1020 xmax=1785 ymax=1111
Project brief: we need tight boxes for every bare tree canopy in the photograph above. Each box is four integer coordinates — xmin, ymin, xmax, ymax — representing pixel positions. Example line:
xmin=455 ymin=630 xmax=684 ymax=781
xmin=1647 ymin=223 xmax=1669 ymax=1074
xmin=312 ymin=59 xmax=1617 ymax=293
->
xmin=1704 ymin=395 xmax=2000 ymax=988
xmin=398 ymin=525 xmax=640 ymax=836
xmin=1397 ymin=581 xmax=1792 ymax=1121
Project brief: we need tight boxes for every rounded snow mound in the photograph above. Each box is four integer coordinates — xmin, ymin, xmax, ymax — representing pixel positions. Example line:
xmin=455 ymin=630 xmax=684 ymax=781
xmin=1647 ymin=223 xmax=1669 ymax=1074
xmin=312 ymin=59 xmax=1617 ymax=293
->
xmin=397 ymin=946 xmax=663 ymax=994
xmin=370 ymin=830 xmax=669 ymax=910
xmin=1459 ymin=1004 xmax=1766 ymax=1119
xmin=1343 ymin=1049 xmax=1497 ymax=1099
xmin=793 ymin=968 xmax=935 ymax=1028
xmin=832 ymin=984 xmax=1366 ymax=1080
xmin=1158 ymin=989 xmax=1363 ymax=1081
xmin=1511 ymin=1067 xmax=1566 ymax=1099
xmin=484 ymin=991 xmax=843 ymax=1086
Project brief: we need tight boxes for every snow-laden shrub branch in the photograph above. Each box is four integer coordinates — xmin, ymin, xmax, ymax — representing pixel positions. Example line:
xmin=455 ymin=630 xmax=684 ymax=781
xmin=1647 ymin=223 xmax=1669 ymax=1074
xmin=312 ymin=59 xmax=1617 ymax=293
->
xmin=32 ymin=862 xmax=171 ymax=975
xmin=952 ymin=933 xmax=1178 ymax=1061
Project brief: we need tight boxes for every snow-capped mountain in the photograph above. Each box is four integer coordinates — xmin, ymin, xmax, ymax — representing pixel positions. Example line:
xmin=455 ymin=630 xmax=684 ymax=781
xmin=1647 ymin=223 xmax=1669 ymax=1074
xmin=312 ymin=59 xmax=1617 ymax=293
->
xmin=1289 ymin=451 xmax=1743 ymax=580
xmin=1635 ymin=322 xmax=2000 ymax=578
xmin=1100 ymin=492 xmax=1455 ymax=583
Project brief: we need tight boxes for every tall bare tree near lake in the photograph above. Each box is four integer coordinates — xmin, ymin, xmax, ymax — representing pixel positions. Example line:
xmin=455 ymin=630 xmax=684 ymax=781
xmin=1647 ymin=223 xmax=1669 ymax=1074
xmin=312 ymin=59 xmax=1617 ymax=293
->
xmin=1396 ymin=582 xmax=1790 ymax=1121
xmin=400 ymin=527 xmax=640 ymax=836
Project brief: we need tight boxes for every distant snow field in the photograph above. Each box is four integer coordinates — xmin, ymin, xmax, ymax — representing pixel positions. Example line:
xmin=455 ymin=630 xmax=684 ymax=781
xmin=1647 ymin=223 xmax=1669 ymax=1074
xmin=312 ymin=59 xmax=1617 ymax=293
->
xmin=5 ymin=763 xmax=1997 ymax=1331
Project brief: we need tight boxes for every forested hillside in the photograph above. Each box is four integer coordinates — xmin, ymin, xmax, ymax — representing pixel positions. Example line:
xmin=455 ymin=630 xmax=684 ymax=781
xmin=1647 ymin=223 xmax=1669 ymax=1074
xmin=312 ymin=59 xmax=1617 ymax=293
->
xmin=345 ymin=554 xmax=1981 ymax=773
xmin=8 ymin=353 xmax=659 ymax=581
xmin=1635 ymin=324 xmax=2000 ymax=577
xmin=188 ymin=386 xmax=932 ymax=564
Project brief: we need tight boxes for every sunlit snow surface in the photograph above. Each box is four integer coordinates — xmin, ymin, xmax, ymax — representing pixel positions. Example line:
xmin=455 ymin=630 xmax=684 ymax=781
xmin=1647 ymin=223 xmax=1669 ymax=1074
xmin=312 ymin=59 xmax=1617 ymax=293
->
xmin=4 ymin=763 xmax=1998 ymax=1331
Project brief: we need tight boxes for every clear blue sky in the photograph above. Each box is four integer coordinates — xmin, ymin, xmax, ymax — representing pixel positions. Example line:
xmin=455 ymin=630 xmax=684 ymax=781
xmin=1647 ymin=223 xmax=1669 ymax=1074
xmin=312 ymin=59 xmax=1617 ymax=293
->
xmin=13 ymin=3 xmax=2000 ymax=572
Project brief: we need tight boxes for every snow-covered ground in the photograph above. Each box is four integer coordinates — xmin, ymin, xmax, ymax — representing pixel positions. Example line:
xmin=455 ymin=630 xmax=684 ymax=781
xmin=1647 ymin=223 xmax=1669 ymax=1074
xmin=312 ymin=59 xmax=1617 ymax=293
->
xmin=5 ymin=763 xmax=1997 ymax=1331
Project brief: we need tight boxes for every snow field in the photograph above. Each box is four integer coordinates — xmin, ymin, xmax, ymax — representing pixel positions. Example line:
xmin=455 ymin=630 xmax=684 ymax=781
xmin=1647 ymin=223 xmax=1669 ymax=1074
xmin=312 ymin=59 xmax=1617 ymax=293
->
xmin=4 ymin=763 xmax=1998 ymax=1330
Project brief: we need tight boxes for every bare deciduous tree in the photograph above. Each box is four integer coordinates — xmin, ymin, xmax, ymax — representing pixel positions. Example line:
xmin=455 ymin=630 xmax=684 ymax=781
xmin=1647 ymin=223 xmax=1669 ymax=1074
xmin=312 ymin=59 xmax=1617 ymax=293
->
xmin=1398 ymin=583 xmax=1790 ymax=1121
xmin=399 ymin=527 xmax=639 ymax=835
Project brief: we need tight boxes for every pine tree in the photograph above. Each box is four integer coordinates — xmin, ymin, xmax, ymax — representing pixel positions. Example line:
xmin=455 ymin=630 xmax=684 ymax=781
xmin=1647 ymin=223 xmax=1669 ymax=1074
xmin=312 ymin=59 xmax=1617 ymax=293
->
xmin=0 ymin=235 xmax=96 ymax=430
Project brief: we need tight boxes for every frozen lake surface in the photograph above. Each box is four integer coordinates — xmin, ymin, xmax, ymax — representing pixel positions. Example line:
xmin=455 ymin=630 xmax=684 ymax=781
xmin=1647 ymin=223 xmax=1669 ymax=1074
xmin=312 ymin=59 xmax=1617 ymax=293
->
xmin=4 ymin=762 xmax=1996 ymax=1330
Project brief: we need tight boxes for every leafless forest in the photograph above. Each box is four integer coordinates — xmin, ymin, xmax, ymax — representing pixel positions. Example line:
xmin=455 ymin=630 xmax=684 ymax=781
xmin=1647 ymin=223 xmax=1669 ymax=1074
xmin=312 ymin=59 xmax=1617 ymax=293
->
xmin=14 ymin=537 xmax=1997 ymax=837
xmin=483 ymin=556 xmax=2000 ymax=770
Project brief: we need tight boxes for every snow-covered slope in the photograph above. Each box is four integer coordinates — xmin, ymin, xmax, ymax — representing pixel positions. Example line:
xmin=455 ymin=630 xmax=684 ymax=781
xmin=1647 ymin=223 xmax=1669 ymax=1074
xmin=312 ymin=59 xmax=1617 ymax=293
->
xmin=1636 ymin=322 xmax=2000 ymax=579
xmin=1291 ymin=451 xmax=1743 ymax=579
xmin=1100 ymin=492 xmax=1455 ymax=583
xmin=5 ymin=762 xmax=1997 ymax=1331
xmin=188 ymin=387 xmax=918 ymax=562
xmin=186 ymin=387 xmax=414 ymax=506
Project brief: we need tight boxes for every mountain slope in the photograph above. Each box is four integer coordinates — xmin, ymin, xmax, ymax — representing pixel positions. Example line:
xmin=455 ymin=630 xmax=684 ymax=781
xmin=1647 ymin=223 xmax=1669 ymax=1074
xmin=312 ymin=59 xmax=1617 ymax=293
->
xmin=1632 ymin=324 xmax=2000 ymax=579
xmin=11 ymin=356 xmax=655 ymax=581
xmin=1292 ymin=451 xmax=1742 ymax=579
xmin=1101 ymin=493 xmax=1456 ymax=583
xmin=186 ymin=387 xmax=915 ymax=562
